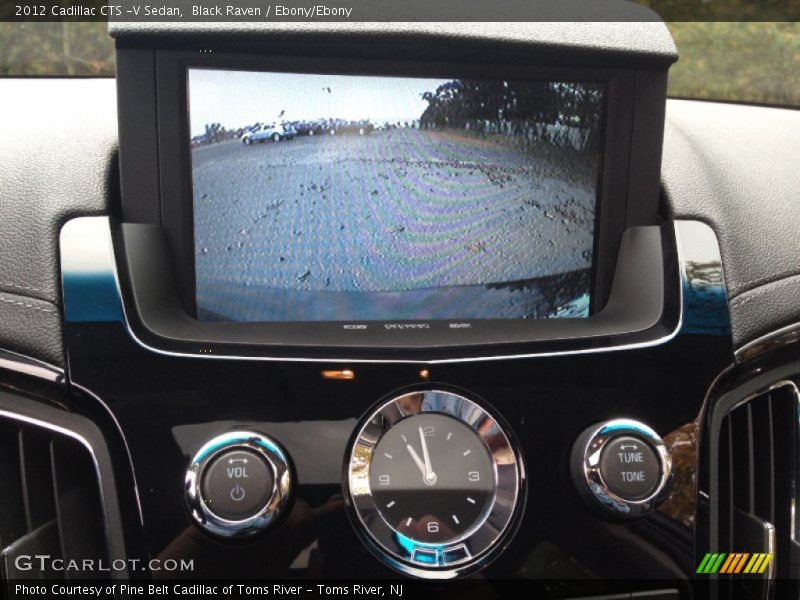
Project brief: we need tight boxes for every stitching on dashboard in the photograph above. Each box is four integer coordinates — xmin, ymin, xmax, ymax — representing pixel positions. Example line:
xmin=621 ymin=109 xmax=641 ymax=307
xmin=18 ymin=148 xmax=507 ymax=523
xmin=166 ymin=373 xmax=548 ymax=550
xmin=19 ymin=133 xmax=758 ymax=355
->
xmin=730 ymin=294 xmax=759 ymax=311
xmin=730 ymin=286 xmax=774 ymax=310
xmin=0 ymin=281 xmax=46 ymax=293
xmin=0 ymin=296 xmax=55 ymax=314
xmin=729 ymin=274 xmax=800 ymax=309
xmin=730 ymin=272 xmax=800 ymax=302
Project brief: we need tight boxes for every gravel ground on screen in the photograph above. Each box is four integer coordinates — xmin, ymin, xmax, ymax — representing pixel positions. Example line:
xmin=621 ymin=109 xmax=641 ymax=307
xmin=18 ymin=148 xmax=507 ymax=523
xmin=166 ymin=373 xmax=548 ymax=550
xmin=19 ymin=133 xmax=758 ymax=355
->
xmin=192 ymin=128 xmax=598 ymax=321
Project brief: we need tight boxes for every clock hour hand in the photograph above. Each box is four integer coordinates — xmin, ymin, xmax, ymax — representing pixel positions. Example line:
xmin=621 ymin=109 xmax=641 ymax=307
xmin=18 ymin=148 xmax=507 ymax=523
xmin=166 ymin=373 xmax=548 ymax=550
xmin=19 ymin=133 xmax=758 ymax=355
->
xmin=406 ymin=444 xmax=427 ymax=478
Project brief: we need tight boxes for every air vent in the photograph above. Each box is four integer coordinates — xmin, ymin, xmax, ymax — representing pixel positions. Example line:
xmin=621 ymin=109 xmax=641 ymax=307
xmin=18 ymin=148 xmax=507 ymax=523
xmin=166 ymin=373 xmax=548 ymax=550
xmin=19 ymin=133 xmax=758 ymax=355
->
xmin=0 ymin=390 xmax=130 ymax=585
xmin=708 ymin=380 xmax=800 ymax=598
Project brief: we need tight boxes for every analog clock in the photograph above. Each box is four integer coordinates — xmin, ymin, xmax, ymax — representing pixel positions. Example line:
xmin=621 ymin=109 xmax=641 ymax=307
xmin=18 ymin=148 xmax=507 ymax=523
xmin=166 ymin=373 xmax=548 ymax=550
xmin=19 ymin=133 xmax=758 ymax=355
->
xmin=345 ymin=389 xmax=524 ymax=578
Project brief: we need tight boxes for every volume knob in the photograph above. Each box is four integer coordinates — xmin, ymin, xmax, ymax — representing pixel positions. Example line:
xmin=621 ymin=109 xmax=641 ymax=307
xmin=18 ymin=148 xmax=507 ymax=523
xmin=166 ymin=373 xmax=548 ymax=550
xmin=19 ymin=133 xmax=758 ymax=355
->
xmin=185 ymin=431 xmax=293 ymax=538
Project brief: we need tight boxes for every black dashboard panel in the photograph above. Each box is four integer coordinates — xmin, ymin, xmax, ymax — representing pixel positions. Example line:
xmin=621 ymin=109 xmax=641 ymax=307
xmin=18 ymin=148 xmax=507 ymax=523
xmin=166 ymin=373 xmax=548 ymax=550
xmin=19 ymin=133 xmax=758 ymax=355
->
xmin=115 ymin=222 xmax=673 ymax=360
xmin=59 ymin=216 xmax=730 ymax=583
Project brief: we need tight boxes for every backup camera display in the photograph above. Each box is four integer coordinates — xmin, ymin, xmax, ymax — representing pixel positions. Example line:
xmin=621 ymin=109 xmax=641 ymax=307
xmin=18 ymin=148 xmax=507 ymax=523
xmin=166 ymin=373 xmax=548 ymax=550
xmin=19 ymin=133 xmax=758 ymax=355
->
xmin=189 ymin=68 xmax=604 ymax=322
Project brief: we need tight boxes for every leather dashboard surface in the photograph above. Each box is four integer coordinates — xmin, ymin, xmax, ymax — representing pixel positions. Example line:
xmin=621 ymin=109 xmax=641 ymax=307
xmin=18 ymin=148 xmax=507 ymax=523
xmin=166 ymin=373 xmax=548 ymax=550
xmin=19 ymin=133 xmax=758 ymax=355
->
xmin=663 ymin=99 xmax=800 ymax=347
xmin=0 ymin=79 xmax=798 ymax=366
xmin=0 ymin=79 xmax=117 ymax=366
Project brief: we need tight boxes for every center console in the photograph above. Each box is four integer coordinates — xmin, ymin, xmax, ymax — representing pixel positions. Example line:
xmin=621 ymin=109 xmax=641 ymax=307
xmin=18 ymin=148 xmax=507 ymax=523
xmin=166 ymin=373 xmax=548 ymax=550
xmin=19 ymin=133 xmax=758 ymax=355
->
xmin=54 ymin=20 xmax=735 ymax=596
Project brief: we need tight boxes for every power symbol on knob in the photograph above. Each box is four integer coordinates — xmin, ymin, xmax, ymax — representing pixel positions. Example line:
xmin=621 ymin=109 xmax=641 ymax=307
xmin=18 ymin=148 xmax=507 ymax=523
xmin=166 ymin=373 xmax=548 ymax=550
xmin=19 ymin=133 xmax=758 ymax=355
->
xmin=230 ymin=484 xmax=246 ymax=502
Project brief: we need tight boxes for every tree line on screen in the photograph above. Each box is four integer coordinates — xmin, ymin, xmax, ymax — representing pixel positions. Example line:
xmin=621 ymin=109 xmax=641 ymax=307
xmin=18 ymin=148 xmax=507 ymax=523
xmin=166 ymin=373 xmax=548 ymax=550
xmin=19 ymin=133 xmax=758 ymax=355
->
xmin=419 ymin=79 xmax=605 ymax=153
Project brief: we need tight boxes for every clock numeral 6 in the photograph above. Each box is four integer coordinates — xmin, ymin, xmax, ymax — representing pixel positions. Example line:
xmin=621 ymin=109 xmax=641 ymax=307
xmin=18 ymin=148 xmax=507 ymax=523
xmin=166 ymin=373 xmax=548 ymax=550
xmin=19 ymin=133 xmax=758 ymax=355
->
xmin=427 ymin=521 xmax=439 ymax=533
xmin=468 ymin=471 xmax=480 ymax=482
xmin=378 ymin=474 xmax=390 ymax=486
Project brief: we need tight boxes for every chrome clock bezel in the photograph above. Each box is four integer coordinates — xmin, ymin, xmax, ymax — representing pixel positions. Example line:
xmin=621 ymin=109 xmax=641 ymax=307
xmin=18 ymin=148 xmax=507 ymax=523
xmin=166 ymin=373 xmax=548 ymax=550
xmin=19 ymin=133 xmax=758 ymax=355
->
xmin=185 ymin=430 xmax=293 ymax=538
xmin=345 ymin=389 xmax=524 ymax=579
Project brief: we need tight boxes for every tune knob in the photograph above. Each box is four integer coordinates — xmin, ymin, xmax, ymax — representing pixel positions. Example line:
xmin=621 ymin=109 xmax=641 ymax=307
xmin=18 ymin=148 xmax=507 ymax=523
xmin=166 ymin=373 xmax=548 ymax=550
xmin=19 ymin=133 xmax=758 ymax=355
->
xmin=571 ymin=419 xmax=672 ymax=518
xmin=185 ymin=431 xmax=293 ymax=538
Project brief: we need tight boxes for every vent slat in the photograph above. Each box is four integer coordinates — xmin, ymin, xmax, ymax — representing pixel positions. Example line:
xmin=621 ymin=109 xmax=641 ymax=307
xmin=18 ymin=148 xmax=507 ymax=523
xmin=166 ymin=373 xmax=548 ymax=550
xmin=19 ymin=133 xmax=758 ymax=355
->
xmin=719 ymin=417 xmax=734 ymax=551
xmin=750 ymin=396 xmax=775 ymax=525
xmin=769 ymin=390 xmax=796 ymax=580
xmin=730 ymin=406 xmax=754 ymax=514
xmin=18 ymin=428 xmax=56 ymax=532
xmin=1 ymin=520 xmax=62 ymax=581
xmin=50 ymin=437 xmax=109 ymax=580
xmin=0 ymin=423 xmax=26 ymax=549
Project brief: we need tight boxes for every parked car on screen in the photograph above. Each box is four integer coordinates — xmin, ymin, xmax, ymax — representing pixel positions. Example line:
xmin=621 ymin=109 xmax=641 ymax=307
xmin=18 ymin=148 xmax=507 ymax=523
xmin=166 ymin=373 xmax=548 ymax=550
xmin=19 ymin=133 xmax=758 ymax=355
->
xmin=241 ymin=123 xmax=295 ymax=144
xmin=328 ymin=119 xmax=375 ymax=136
xmin=281 ymin=122 xmax=298 ymax=138
xmin=292 ymin=119 xmax=326 ymax=136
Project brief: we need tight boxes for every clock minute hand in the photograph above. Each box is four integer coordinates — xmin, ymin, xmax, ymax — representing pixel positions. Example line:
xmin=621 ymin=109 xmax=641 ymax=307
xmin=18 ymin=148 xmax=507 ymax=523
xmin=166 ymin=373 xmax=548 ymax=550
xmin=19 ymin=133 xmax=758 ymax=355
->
xmin=419 ymin=427 xmax=437 ymax=485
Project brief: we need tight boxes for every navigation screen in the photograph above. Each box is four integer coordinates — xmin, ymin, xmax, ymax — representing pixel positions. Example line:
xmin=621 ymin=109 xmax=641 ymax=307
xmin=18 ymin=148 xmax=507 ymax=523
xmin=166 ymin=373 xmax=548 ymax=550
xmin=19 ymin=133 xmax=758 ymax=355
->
xmin=188 ymin=68 xmax=604 ymax=322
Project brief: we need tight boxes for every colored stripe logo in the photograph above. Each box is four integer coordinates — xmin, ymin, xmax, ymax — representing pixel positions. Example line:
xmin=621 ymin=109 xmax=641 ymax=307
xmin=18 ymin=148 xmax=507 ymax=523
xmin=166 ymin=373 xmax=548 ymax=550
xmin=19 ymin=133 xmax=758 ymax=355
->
xmin=696 ymin=553 xmax=773 ymax=574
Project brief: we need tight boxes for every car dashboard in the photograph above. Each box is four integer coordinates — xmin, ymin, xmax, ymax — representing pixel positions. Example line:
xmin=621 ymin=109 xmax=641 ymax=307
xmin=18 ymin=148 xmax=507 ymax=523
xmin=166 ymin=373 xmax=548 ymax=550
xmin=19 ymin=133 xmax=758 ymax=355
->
xmin=0 ymin=19 xmax=799 ymax=600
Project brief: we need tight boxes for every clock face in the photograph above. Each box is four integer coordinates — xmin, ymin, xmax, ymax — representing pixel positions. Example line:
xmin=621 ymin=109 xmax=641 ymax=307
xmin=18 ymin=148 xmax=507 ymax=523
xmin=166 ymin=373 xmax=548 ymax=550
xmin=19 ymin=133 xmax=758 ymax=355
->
xmin=346 ymin=389 xmax=523 ymax=577
xmin=369 ymin=413 xmax=495 ymax=544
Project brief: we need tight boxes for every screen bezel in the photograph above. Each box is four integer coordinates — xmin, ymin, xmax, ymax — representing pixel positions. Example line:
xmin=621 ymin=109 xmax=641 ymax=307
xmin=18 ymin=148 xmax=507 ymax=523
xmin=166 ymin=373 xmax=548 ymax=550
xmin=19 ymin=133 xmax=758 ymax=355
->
xmin=157 ymin=52 xmax=633 ymax=330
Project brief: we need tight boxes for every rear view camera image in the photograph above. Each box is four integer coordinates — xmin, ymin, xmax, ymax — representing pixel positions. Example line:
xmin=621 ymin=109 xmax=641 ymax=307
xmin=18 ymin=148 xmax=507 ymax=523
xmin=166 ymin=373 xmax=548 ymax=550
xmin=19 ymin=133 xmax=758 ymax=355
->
xmin=189 ymin=69 xmax=604 ymax=321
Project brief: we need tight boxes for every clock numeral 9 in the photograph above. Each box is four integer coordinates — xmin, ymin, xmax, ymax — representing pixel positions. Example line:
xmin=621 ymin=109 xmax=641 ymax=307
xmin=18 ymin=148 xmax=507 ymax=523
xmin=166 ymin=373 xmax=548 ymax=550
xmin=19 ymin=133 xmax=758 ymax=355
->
xmin=468 ymin=471 xmax=480 ymax=482
xmin=378 ymin=474 xmax=390 ymax=486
